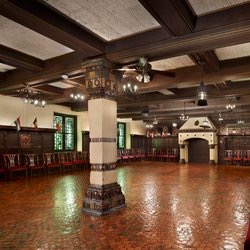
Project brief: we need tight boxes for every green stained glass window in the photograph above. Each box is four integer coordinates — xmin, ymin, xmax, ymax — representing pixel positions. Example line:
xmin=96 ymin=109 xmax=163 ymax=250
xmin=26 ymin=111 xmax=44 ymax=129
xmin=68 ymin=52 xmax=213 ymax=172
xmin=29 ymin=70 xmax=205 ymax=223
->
xmin=54 ymin=115 xmax=63 ymax=150
xmin=53 ymin=114 xmax=76 ymax=151
xmin=65 ymin=117 xmax=74 ymax=150
xmin=117 ymin=123 xmax=126 ymax=149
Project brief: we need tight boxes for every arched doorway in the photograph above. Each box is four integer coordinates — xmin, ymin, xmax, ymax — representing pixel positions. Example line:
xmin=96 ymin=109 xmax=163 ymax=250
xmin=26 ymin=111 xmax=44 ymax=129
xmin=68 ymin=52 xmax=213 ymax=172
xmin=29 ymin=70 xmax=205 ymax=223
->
xmin=188 ymin=138 xmax=209 ymax=163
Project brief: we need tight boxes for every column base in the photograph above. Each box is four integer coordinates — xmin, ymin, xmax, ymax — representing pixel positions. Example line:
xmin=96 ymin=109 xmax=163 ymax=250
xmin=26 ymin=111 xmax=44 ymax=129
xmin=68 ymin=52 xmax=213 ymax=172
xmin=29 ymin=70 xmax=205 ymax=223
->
xmin=179 ymin=159 xmax=185 ymax=163
xmin=83 ymin=182 xmax=126 ymax=216
xmin=209 ymin=160 xmax=215 ymax=164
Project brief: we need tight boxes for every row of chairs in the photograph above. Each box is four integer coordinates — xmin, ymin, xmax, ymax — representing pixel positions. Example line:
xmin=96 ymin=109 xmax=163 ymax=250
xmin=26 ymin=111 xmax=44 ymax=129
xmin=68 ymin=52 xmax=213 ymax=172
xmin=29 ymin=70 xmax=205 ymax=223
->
xmin=147 ymin=149 xmax=179 ymax=162
xmin=117 ymin=149 xmax=146 ymax=163
xmin=0 ymin=151 xmax=89 ymax=181
xmin=224 ymin=150 xmax=250 ymax=165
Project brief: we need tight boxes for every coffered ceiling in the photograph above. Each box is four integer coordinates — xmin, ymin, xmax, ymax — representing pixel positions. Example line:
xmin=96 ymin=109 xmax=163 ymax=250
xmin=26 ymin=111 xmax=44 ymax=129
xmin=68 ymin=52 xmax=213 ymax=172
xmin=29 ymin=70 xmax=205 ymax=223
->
xmin=0 ymin=0 xmax=250 ymax=128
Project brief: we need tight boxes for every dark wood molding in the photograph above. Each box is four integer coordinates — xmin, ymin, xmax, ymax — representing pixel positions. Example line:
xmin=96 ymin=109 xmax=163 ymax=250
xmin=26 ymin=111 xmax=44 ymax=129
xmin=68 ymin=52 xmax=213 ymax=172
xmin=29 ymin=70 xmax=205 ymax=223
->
xmin=0 ymin=0 xmax=105 ymax=55
xmin=189 ymin=51 xmax=220 ymax=73
xmin=0 ymin=45 xmax=44 ymax=71
xmin=0 ymin=125 xmax=57 ymax=133
xmin=0 ymin=52 xmax=86 ymax=92
xmin=139 ymin=0 xmax=196 ymax=36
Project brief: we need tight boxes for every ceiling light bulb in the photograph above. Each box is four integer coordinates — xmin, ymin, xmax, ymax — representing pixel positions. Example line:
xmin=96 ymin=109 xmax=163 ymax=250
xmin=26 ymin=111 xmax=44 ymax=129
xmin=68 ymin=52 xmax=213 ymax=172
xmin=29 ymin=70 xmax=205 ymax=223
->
xmin=144 ymin=74 xmax=150 ymax=83
xmin=136 ymin=74 xmax=143 ymax=82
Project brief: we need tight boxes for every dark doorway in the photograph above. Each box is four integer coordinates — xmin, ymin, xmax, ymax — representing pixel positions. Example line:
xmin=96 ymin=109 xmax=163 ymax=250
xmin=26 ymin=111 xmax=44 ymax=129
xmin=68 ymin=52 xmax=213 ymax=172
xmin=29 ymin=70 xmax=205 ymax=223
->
xmin=188 ymin=138 xmax=209 ymax=163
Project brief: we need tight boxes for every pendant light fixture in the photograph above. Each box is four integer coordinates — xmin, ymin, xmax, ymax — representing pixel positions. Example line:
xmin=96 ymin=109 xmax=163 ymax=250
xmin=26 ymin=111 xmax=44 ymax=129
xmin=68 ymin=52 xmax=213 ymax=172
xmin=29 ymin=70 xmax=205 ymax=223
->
xmin=197 ymin=61 xmax=208 ymax=106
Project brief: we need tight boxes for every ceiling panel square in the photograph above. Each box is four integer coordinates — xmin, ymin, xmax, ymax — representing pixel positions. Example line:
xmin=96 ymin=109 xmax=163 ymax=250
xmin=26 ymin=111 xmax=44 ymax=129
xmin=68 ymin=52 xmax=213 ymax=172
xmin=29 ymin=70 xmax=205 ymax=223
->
xmin=187 ymin=0 xmax=249 ymax=16
xmin=44 ymin=0 xmax=160 ymax=41
xmin=151 ymin=55 xmax=195 ymax=70
xmin=215 ymin=42 xmax=250 ymax=60
xmin=0 ymin=16 xmax=73 ymax=60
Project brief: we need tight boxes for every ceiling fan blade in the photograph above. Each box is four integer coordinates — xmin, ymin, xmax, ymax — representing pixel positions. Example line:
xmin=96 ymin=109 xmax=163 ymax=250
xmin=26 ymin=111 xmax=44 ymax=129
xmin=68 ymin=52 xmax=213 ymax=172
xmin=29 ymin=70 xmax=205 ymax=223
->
xmin=151 ymin=69 xmax=175 ymax=77
xmin=62 ymin=79 xmax=89 ymax=96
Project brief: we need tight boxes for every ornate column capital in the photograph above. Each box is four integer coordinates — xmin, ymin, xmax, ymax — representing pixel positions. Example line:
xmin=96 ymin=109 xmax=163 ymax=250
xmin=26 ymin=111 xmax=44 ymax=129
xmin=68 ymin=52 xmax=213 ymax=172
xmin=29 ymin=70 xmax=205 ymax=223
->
xmin=82 ymin=58 xmax=121 ymax=100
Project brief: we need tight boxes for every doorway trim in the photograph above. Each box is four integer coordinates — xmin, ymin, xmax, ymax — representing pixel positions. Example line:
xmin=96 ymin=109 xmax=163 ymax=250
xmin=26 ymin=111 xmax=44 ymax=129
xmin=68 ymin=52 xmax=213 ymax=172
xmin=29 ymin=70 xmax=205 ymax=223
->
xmin=178 ymin=117 xmax=218 ymax=164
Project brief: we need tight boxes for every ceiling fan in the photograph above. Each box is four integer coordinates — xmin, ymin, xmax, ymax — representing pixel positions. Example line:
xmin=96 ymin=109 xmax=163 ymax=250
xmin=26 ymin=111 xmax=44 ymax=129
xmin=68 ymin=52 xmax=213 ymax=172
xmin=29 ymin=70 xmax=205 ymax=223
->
xmin=61 ymin=73 xmax=88 ymax=96
xmin=116 ymin=57 xmax=175 ymax=83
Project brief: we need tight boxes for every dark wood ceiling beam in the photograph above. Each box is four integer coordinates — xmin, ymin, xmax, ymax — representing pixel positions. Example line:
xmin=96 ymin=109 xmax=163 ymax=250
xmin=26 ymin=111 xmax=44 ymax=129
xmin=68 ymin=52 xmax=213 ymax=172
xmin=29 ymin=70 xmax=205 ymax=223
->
xmin=106 ymin=13 xmax=250 ymax=63
xmin=0 ymin=51 xmax=86 ymax=92
xmin=139 ymin=57 xmax=250 ymax=92
xmin=189 ymin=50 xmax=220 ymax=73
xmin=33 ymin=85 xmax=65 ymax=95
xmin=0 ymin=0 xmax=105 ymax=55
xmin=138 ymin=0 xmax=196 ymax=36
xmin=195 ymin=3 xmax=250 ymax=31
xmin=0 ymin=45 xmax=44 ymax=71
xmin=105 ymin=28 xmax=171 ymax=64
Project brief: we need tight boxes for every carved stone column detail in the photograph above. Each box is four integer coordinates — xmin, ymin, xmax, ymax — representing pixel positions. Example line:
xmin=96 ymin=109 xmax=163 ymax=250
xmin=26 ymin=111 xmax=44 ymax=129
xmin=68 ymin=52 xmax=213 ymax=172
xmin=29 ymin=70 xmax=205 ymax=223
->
xmin=82 ymin=58 xmax=126 ymax=216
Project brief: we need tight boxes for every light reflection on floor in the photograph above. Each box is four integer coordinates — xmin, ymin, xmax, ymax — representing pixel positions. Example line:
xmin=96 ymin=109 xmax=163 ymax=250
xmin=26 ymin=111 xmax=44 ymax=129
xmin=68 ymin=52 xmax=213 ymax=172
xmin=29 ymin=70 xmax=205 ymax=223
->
xmin=0 ymin=162 xmax=249 ymax=249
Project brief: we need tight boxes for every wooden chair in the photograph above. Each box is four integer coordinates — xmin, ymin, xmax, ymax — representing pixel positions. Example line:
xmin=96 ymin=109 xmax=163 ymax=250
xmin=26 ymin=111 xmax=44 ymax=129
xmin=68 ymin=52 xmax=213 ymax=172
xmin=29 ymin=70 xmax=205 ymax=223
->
xmin=169 ymin=148 xmax=179 ymax=162
xmin=82 ymin=151 xmax=90 ymax=169
xmin=0 ymin=155 xmax=7 ymax=181
xmin=223 ymin=150 xmax=233 ymax=165
xmin=59 ymin=152 xmax=74 ymax=172
xmin=232 ymin=150 xmax=243 ymax=165
xmin=3 ymin=154 xmax=27 ymax=180
xmin=147 ymin=149 xmax=156 ymax=161
xmin=44 ymin=153 xmax=61 ymax=174
xmin=26 ymin=154 xmax=46 ymax=177
xmin=161 ymin=149 xmax=170 ymax=162
xmin=243 ymin=150 xmax=250 ymax=166
xmin=72 ymin=151 xmax=86 ymax=169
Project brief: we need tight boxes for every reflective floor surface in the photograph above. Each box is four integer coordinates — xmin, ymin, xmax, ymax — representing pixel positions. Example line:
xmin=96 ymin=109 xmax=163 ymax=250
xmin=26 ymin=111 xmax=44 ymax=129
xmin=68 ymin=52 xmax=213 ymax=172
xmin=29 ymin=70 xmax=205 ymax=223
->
xmin=0 ymin=162 xmax=249 ymax=249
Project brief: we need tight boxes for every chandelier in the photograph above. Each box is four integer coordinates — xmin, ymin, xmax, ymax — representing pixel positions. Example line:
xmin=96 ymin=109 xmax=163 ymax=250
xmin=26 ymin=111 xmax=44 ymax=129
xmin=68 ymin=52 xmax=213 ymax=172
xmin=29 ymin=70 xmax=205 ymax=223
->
xmin=70 ymin=92 xmax=85 ymax=101
xmin=122 ymin=74 xmax=138 ymax=94
xmin=19 ymin=86 xmax=46 ymax=107
xmin=226 ymin=104 xmax=236 ymax=110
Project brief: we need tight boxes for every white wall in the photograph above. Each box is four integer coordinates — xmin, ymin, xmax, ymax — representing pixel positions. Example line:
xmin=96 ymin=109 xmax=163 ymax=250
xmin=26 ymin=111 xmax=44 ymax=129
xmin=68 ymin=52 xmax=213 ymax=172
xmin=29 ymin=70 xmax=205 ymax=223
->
xmin=0 ymin=95 xmax=146 ymax=150
xmin=0 ymin=95 xmax=88 ymax=151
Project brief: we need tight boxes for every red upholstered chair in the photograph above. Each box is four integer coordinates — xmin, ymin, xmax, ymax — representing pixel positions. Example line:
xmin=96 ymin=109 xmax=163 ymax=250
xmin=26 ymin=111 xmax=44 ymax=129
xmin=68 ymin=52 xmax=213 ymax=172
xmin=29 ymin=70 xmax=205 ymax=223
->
xmin=161 ymin=149 xmax=170 ymax=162
xmin=3 ymin=154 xmax=27 ymax=180
xmin=26 ymin=154 xmax=46 ymax=177
xmin=59 ymin=152 xmax=74 ymax=172
xmin=117 ymin=149 xmax=122 ymax=163
xmin=224 ymin=150 xmax=233 ymax=165
xmin=147 ymin=149 xmax=156 ymax=161
xmin=169 ymin=148 xmax=179 ymax=162
xmin=0 ymin=155 xmax=7 ymax=181
xmin=72 ymin=151 xmax=86 ymax=170
xmin=121 ymin=149 xmax=129 ymax=163
xmin=232 ymin=150 xmax=243 ymax=165
xmin=82 ymin=151 xmax=90 ymax=169
xmin=44 ymin=153 xmax=61 ymax=174
xmin=243 ymin=150 xmax=250 ymax=166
